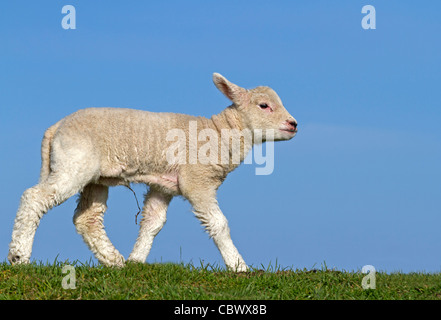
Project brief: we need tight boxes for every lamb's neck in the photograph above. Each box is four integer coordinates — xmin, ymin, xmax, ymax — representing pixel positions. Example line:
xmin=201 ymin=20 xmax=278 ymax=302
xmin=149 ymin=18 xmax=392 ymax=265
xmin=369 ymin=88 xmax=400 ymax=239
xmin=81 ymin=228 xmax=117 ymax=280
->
xmin=210 ymin=106 xmax=253 ymax=171
xmin=210 ymin=105 xmax=245 ymax=132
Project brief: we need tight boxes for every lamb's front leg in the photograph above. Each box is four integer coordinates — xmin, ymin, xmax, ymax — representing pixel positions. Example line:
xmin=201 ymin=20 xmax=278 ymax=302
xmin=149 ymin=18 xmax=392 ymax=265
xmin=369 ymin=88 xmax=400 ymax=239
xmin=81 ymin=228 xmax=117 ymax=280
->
xmin=128 ymin=188 xmax=172 ymax=263
xmin=191 ymin=197 xmax=248 ymax=272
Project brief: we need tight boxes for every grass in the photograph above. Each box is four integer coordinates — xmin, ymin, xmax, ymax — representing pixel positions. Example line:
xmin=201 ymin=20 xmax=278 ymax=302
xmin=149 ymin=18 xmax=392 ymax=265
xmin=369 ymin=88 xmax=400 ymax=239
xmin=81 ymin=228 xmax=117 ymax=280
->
xmin=1 ymin=260 xmax=441 ymax=300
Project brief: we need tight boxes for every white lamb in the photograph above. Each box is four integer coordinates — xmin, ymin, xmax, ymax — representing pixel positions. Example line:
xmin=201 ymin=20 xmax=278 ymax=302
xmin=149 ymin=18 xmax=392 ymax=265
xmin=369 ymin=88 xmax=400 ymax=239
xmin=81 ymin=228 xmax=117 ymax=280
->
xmin=8 ymin=73 xmax=298 ymax=271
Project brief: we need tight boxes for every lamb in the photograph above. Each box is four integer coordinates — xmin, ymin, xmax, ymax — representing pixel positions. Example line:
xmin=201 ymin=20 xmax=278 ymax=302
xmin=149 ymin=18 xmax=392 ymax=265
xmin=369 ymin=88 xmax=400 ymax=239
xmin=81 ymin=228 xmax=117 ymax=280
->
xmin=8 ymin=73 xmax=298 ymax=271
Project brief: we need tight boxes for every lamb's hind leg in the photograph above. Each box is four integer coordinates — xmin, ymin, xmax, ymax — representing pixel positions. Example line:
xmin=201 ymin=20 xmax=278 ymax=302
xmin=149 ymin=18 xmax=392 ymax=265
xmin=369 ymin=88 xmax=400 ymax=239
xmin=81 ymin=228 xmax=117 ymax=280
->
xmin=8 ymin=175 xmax=84 ymax=264
xmin=128 ymin=187 xmax=172 ymax=263
xmin=73 ymin=184 xmax=125 ymax=267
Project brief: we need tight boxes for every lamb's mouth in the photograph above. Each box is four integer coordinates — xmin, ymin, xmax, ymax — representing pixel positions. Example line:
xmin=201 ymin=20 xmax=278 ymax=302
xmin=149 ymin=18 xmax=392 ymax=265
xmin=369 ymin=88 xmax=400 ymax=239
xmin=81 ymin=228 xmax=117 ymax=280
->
xmin=279 ymin=128 xmax=297 ymax=134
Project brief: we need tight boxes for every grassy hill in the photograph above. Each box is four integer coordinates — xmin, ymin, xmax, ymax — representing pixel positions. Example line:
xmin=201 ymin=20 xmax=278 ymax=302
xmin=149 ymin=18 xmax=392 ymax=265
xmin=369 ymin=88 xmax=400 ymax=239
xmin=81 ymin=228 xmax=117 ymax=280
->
xmin=1 ymin=260 xmax=441 ymax=300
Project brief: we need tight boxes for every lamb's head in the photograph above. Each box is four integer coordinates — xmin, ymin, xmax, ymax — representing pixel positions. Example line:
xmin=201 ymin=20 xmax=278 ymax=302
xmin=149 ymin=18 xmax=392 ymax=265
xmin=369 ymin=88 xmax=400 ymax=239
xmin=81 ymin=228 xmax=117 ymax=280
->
xmin=213 ymin=73 xmax=297 ymax=142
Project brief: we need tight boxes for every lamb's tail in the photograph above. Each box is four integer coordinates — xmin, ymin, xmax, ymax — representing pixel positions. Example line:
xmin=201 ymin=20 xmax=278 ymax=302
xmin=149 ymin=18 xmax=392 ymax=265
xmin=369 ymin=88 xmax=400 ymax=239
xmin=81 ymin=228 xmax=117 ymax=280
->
xmin=39 ymin=120 xmax=62 ymax=182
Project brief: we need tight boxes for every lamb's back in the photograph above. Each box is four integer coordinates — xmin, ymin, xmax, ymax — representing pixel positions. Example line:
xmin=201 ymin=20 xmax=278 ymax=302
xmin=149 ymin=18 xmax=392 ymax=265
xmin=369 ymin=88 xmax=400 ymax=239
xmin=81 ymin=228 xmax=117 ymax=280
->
xmin=55 ymin=107 xmax=197 ymax=177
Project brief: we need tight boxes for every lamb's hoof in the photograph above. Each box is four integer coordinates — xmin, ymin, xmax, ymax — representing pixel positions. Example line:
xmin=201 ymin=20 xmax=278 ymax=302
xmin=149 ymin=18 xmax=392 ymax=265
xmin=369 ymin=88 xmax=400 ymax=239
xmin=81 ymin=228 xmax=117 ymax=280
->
xmin=229 ymin=263 xmax=249 ymax=273
xmin=236 ymin=265 xmax=249 ymax=273
xmin=114 ymin=260 xmax=126 ymax=268
xmin=99 ymin=254 xmax=126 ymax=268
xmin=8 ymin=252 xmax=29 ymax=265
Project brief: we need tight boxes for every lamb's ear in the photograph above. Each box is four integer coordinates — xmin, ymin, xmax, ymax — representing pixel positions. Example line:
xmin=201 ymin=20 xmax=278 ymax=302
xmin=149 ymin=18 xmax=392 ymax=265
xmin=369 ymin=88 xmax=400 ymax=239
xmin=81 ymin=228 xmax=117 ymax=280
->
xmin=213 ymin=73 xmax=248 ymax=105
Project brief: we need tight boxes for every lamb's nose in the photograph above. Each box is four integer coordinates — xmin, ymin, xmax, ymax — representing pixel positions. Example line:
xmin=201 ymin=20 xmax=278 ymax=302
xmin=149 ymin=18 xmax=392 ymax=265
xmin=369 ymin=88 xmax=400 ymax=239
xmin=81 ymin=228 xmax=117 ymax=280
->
xmin=288 ymin=119 xmax=297 ymax=130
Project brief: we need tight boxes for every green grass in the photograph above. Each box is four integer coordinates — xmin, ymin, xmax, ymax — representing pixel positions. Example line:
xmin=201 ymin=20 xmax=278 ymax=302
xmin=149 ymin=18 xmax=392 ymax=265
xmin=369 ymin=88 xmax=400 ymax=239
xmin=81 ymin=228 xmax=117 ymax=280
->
xmin=1 ymin=260 xmax=441 ymax=300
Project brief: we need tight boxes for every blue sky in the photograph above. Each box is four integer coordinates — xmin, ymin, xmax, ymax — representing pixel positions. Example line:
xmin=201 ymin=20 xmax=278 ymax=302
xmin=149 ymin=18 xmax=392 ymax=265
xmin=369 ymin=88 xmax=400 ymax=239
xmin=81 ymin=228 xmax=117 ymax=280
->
xmin=1 ymin=1 xmax=440 ymax=273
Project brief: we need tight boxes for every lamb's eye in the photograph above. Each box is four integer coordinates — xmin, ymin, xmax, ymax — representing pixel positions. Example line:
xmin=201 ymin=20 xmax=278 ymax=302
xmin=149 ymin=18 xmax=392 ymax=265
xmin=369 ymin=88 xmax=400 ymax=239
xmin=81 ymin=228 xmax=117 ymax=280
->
xmin=259 ymin=103 xmax=269 ymax=109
